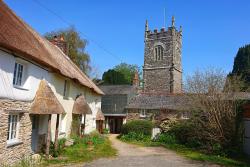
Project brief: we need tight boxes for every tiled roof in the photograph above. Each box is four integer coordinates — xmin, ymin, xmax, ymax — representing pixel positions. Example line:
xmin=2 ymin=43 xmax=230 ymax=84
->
xmin=0 ymin=1 xmax=103 ymax=95
xmin=126 ymin=93 xmax=189 ymax=110
xmin=99 ymin=85 xmax=136 ymax=95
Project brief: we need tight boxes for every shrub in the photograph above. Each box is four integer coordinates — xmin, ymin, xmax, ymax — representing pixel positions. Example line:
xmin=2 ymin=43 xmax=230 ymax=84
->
xmin=167 ymin=120 xmax=203 ymax=148
xmin=120 ymin=132 xmax=151 ymax=142
xmin=121 ymin=120 xmax=153 ymax=136
xmin=48 ymin=138 xmax=67 ymax=157
xmin=154 ymin=133 xmax=177 ymax=145
xmin=103 ymin=128 xmax=109 ymax=134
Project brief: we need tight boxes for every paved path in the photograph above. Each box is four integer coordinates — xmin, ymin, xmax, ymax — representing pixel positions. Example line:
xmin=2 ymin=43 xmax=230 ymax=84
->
xmin=83 ymin=134 xmax=219 ymax=167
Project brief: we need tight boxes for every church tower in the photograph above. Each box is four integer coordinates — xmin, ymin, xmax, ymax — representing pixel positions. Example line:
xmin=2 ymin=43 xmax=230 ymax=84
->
xmin=143 ymin=17 xmax=182 ymax=94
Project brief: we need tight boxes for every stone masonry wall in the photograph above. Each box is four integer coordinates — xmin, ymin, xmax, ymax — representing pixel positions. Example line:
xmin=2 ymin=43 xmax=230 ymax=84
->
xmin=0 ymin=99 xmax=32 ymax=165
xmin=143 ymin=25 xmax=182 ymax=93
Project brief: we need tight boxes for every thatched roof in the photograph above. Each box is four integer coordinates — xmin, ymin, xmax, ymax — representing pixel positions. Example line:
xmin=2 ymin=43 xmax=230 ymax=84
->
xmin=96 ymin=109 xmax=105 ymax=121
xmin=72 ymin=95 xmax=92 ymax=115
xmin=30 ymin=80 xmax=65 ymax=114
xmin=0 ymin=1 xmax=103 ymax=95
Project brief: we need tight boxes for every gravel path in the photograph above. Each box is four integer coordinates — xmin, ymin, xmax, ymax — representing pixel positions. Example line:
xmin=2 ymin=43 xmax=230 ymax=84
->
xmin=83 ymin=134 xmax=220 ymax=167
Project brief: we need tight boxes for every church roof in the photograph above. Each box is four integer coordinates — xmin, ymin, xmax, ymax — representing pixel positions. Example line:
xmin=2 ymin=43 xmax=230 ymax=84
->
xmin=99 ymin=85 xmax=136 ymax=95
xmin=0 ymin=1 xmax=103 ymax=95
xmin=126 ymin=93 xmax=189 ymax=110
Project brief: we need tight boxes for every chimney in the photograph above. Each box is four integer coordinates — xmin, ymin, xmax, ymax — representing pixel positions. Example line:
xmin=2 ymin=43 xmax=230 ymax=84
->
xmin=49 ymin=35 xmax=68 ymax=55
xmin=132 ymin=71 xmax=139 ymax=87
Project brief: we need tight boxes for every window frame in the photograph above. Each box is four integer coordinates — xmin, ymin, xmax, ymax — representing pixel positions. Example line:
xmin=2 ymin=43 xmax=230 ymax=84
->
xmin=13 ymin=62 xmax=24 ymax=86
xmin=154 ymin=45 xmax=164 ymax=61
xmin=7 ymin=113 xmax=20 ymax=144
xmin=63 ymin=80 xmax=70 ymax=98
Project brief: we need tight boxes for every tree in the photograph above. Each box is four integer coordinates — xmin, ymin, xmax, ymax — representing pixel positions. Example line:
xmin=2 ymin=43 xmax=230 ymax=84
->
xmin=184 ymin=68 xmax=243 ymax=151
xmin=102 ymin=69 xmax=127 ymax=85
xmin=229 ymin=44 xmax=250 ymax=91
xmin=44 ymin=27 xmax=91 ymax=74
xmin=102 ymin=63 xmax=140 ymax=85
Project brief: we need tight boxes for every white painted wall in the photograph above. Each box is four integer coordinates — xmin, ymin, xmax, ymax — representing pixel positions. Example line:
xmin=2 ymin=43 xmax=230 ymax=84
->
xmin=0 ymin=50 xmax=49 ymax=101
xmin=49 ymin=73 xmax=101 ymax=141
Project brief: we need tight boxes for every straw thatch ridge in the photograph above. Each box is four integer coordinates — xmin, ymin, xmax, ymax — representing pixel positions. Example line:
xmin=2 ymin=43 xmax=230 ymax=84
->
xmin=72 ymin=95 xmax=92 ymax=115
xmin=30 ymin=80 xmax=65 ymax=114
xmin=96 ymin=108 xmax=105 ymax=121
xmin=0 ymin=1 xmax=103 ymax=95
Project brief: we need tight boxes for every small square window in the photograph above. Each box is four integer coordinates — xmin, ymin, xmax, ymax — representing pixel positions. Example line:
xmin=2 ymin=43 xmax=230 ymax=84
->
xmin=13 ymin=62 xmax=24 ymax=86
xmin=7 ymin=114 xmax=19 ymax=143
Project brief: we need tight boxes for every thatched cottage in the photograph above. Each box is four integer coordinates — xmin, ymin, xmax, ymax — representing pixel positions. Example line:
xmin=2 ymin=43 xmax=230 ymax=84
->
xmin=0 ymin=1 xmax=104 ymax=165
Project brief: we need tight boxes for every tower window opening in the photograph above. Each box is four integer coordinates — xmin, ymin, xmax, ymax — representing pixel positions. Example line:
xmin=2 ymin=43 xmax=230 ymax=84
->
xmin=154 ymin=45 xmax=164 ymax=61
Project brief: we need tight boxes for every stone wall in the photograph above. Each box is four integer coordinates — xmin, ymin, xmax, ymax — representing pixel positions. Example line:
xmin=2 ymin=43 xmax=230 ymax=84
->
xmin=0 ymin=99 xmax=32 ymax=165
xmin=143 ymin=24 xmax=182 ymax=93
xmin=127 ymin=108 xmax=185 ymax=126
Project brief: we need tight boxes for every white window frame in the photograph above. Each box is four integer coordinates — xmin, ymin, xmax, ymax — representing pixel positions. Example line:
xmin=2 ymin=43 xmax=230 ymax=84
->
xmin=13 ymin=62 xmax=24 ymax=86
xmin=140 ymin=109 xmax=147 ymax=118
xmin=7 ymin=114 xmax=20 ymax=144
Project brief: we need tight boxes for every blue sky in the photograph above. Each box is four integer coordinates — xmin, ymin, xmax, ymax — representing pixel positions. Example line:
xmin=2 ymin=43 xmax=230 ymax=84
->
xmin=4 ymin=0 xmax=250 ymax=79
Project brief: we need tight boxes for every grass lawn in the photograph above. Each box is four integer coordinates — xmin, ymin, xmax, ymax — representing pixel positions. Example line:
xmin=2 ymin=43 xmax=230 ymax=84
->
xmin=43 ymin=134 xmax=117 ymax=166
xmin=119 ymin=137 xmax=250 ymax=167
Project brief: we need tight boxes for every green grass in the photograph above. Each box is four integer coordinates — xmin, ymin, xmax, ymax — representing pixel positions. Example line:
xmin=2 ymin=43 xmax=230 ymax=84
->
xmin=118 ymin=136 xmax=250 ymax=167
xmin=43 ymin=134 xmax=117 ymax=166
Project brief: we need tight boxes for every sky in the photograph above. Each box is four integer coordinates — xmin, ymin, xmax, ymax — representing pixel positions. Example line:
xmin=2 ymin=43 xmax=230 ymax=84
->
xmin=4 ymin=0 xmax=250 ymax=79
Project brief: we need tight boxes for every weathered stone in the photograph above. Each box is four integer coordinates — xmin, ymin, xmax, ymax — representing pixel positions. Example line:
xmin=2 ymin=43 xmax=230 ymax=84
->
xmin=143 ymin=22 xmax=182 ymax=94
xmin=0 ymin=99 xmax=32 ymax=165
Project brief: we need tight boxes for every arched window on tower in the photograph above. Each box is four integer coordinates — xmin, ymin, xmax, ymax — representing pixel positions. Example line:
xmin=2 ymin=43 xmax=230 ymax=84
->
xmin=154 ymin=45 xmax=164 ymax=61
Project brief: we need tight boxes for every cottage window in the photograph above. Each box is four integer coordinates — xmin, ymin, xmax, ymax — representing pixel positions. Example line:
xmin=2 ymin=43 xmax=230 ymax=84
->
xmin=13 ymin=62 xmax=24 ymax=86
xmin=154 ymin=45 xmax=164 ymax=61
xmin=7 ymin=114 xmax=20 ymax=143
xmin=140 ymin=109 xmax=146 ymax=118
xmin=63 ymin=80 xmax=70 ymax=98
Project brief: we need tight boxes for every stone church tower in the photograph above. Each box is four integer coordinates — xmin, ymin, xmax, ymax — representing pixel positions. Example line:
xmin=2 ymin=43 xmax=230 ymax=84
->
xmin=143 ymin=17 xmax=182 ymax=94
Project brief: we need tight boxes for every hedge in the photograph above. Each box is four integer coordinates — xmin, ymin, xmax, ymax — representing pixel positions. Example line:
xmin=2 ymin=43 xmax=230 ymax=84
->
xmin=121 ymin=120 xmax=153 ymax=136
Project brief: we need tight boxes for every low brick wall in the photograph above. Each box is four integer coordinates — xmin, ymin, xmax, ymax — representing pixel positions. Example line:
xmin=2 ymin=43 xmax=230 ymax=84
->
xmin=0 ymin=99 xmax=32 ymax=165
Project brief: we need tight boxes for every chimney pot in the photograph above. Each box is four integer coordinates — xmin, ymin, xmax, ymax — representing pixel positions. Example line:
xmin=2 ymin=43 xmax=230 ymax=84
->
xmin=154 ymin=29 xmax=158 ymax=33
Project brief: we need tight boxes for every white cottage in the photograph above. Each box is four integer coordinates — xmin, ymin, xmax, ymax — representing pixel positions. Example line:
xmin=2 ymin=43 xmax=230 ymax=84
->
xmin=0 ymin=1 xmax=104 ymax=165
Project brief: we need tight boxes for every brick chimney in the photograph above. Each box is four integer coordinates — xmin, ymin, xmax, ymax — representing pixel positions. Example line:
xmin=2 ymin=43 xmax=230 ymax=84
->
xmin=49 ymin=35 xmax=68 ymax=55
xmin=132 ymin=70 xmax=139 ymax=87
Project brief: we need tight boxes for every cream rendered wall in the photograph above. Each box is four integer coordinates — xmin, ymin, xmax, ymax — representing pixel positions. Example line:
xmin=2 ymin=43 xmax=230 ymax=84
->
xmin=0 ymin=50 xmax=49 ymax=101
xmin=49 ymin=73 xmax=101 ymax=141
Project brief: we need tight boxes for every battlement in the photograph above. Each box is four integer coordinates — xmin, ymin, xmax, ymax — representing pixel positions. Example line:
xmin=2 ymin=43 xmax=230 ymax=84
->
xmin=145 ymin=16 xmax=182 ymax=39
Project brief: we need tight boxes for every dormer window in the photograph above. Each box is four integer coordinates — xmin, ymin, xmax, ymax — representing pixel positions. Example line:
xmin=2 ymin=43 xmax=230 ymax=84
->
xmin=154 ymin=45 xmax=164 ymax=61
xmin=13 ymin=62 xmax=24 ymax=86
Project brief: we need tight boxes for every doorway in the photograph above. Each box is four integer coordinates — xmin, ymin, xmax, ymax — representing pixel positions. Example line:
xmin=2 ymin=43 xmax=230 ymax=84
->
xmin=31 ymin=115 xmax=39 ymax=153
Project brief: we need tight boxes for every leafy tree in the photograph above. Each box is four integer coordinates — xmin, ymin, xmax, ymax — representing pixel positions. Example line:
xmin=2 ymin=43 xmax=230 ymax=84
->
xmin=102 ymin=69 xmax=127 ymax=85
xmin=229 ymin=44 xmax=250 ymax=91
xmin=102 ymin=63 xmax=140 ymax=85
xmin=44 ymin=27 xmax=91 ymax=74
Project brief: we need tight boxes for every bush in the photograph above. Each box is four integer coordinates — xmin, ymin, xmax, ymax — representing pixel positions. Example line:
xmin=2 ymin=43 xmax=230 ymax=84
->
xmin=154 ymin=133 xmax=177 ymax=145
xmin=120 ymin=132 xmax=151 ymax=142
xmin=167 ymin=120 xmax=204 ymax=148
xmin=121 ymin=120 xmax=153 ymax=136
xmin=49 ymin=138 xmax=67 ymax=157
